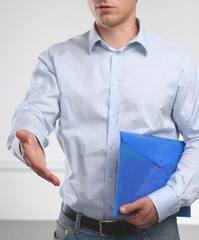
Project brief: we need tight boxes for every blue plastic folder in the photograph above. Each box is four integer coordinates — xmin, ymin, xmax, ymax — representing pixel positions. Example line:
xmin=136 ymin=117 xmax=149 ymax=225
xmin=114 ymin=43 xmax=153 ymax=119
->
xmin=114 ymin=131 xmax=190 ymax=217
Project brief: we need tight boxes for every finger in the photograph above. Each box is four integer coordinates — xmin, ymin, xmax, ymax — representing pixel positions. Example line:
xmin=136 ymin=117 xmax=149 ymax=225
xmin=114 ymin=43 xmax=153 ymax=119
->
xmin=123 ymin=214 xmax=137 ymax=225
xmin=119 ymin=200 xmax=140 ymax=214
xmin=123 ymin=212 xmax=137 ymax=221
xmin=34 ymin=166 xmax=61 ymax=186
xmin=38 ymin=170 xmax=61 ymax=186
xmin=123 ymin=213 xmax=154 ymax=230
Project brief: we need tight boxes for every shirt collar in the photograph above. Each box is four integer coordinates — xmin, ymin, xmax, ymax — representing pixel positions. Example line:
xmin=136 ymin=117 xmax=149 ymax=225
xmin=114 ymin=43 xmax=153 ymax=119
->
xmin=129 ymin=19 xmax=149 ymax=55
xmin=88 ymin=19 xmax=149 ymax=55
xmin=88 ymin=24 xmax=102 ymax=54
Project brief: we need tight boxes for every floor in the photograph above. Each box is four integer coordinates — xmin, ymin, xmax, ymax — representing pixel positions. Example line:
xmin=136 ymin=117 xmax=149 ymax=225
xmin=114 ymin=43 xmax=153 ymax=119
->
xmin=0 ymin=220 xmax=198 ymax=240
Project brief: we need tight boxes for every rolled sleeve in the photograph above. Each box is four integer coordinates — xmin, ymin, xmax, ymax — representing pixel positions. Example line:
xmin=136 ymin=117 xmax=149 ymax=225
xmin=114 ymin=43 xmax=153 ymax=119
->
xmin=7 ymin=46 xmax=60 ymax=161
xmin=7 ymin=134 xmax=24 ymax=162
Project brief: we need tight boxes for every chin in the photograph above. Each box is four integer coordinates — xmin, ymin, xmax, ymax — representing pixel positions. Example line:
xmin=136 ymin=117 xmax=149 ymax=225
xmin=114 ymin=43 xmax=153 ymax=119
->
xmin=98 ymin=17 xmax=120 ymax=28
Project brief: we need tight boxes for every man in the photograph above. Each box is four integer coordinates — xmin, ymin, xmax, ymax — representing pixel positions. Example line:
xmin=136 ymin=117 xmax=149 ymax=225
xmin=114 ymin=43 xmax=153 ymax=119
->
xmin=7 ymin=0 xmax=199 ymax=239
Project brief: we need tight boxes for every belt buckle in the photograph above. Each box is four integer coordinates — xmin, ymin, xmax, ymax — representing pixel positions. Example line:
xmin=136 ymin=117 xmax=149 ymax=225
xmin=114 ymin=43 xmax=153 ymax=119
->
xmin=99 ymin=220 xmax=118 ymax=236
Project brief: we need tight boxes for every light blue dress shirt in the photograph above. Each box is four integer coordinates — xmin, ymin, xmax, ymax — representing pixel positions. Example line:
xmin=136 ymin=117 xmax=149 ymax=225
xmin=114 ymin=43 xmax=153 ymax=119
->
xmin=7 ymin=21 xmax=199 ymax=222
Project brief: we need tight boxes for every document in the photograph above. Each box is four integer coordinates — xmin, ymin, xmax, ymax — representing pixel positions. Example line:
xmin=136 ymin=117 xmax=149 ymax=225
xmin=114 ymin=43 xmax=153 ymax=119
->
xmin=114 ymin=131 xmax=190 ymax=217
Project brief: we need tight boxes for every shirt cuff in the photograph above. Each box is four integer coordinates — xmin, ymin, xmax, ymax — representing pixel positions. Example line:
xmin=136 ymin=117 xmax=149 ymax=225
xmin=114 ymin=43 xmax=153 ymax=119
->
xmin=12 ymin=135 xmax=25 ymax=162
xmin=8 ymin=130 xmax=46 ymax=163
xmin=148 ymin=185 xmax=180 ymax=222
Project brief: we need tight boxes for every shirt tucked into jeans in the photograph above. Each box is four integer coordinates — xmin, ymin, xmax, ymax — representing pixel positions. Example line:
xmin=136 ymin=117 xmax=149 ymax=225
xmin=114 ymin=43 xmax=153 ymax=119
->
xmin=54 ymin=209 xmax=180 ymax=240
xmin=7 ymin=20 xmax=199 ymax=223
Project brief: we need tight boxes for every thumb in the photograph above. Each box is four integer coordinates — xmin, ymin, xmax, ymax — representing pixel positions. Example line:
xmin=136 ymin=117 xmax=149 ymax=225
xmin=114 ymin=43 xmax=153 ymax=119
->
xmin=119 ymin=200 xmax=140 ymax=214
xmin=16 ymin=129 xmax=31 ymax=143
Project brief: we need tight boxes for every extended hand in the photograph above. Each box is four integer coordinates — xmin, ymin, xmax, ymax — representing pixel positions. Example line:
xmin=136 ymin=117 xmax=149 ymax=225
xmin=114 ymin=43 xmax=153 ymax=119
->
xmin=16 ymin=129 xmax=60 ymax=186
xmin=119 ymin=196 xmax=158 ymax=229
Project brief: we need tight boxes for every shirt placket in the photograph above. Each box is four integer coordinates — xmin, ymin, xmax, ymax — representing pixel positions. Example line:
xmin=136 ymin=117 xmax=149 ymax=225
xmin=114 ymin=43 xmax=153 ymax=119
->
xmin=105 ymin=51 xmax=122 ymax=219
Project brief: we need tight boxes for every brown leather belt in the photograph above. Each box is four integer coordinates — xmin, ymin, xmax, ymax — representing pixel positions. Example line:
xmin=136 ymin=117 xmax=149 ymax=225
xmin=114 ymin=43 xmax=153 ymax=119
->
xmin=61 ymin=202 xmax=137 ymax=236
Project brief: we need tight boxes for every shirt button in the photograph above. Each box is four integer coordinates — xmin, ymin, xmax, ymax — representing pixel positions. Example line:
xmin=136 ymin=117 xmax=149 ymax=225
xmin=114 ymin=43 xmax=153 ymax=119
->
xmin=109 ymin=207 xmax=114 ymax=212
xmin=114 ymin=81 xmax=119 ymax=86
xmin=110 ymin=145 xmax=115 ymax=150
xmin=115 ymin=51 xmax=120 ymax=55
xmin=108 ymin=177 xmax=113 ymax=182
xmin=112 ymin=112 xmax=117 ymax=117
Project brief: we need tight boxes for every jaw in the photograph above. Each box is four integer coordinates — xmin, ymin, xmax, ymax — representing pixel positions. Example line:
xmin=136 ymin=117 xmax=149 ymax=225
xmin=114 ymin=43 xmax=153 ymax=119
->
xmin=95 ymin=10 xmax=136 ymax=30
xmin=88 ymin=0 xmax=137 ymax=30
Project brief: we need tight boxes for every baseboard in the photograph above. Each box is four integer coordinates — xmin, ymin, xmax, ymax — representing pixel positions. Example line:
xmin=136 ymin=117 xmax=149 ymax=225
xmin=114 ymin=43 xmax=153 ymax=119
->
xmin=0 ymin=213 xmax=58 ymax=221
xmin=0 ymin=161 xmax=64 ymax=171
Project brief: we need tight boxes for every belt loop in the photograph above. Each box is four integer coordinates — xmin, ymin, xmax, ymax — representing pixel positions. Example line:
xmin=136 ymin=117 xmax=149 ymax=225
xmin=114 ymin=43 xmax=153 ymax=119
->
xmin=137 ymin=228 xmax=147 ymax=239
xmin=74 ymin=212 xmax=82 ymax=234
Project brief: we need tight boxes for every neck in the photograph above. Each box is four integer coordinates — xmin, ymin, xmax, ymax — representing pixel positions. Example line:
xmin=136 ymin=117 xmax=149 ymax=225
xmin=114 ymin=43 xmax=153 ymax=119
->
xmin=96 ymin=19 xmax=139 ymax=50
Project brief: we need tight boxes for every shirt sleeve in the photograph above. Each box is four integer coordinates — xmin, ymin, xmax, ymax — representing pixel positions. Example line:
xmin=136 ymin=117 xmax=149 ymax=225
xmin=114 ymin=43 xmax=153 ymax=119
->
xmin=149 ymin=51 xmax=199 ymax=222
xmin=7 ymin=46 xmax=60 ymax=162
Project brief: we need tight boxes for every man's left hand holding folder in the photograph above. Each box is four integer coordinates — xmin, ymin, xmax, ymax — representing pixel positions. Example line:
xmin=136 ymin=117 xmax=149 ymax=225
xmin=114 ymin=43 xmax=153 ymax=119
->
xmin=119 ymin=196 xmax=158 ymax=229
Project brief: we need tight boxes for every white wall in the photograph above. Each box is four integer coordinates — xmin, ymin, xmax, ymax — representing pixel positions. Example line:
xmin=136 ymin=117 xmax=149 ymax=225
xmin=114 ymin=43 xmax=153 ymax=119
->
xmin=1 ymin=0 xmax=199 ymax=228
